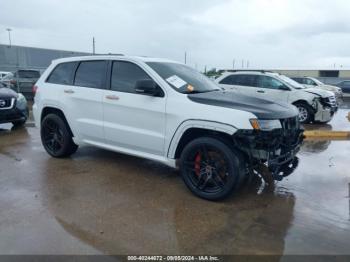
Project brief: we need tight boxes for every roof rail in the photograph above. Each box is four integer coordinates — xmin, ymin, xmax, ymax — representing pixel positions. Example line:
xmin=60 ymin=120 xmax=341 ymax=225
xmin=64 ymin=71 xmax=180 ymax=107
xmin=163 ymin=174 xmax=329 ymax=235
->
xmin=90 ymin=53 xmax=124 ymax=56
xmin=224 ymin=69 xmax=275 ymax=74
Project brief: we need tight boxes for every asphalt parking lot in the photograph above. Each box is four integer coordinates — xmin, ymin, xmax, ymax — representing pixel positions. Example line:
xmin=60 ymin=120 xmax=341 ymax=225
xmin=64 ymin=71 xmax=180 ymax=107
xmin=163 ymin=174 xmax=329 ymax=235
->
xmin=0 ymin=101 xmax=350 ymax=255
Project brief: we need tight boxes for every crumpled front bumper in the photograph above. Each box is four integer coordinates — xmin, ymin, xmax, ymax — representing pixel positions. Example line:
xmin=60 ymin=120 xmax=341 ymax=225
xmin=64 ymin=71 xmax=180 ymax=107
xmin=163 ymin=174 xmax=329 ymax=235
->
xmin=233 ymin=122 xmax=304 ymax=181
xmin=314 ymin=106 xmax=334 ymax=122
xmin=313 ymin=98 xmax=338 ymax=122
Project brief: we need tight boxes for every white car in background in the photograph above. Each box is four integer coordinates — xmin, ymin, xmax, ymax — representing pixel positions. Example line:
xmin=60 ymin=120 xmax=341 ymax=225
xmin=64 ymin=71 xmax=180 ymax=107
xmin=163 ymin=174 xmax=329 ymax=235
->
xmin=216 ymin=71 xmax=337 ymax=124
xmin=291 ymin=77 xmax=343 ymax=98
xmin=0 ymin=71 xmax=10 ymax=81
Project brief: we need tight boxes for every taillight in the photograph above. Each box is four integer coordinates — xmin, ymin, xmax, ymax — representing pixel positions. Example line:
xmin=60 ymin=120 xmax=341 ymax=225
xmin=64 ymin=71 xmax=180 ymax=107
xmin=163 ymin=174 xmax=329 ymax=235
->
xmin=10 ymin=79 xmax=17 ymax=85
xmin=33 ymin=85 xmax=38 ymax=95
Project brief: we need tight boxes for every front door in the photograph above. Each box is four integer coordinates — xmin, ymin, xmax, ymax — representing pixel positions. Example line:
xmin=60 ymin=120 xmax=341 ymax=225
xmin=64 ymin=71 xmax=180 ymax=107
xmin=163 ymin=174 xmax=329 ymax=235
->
xmin=255 ymin=75 xmax=290 ymax=103
xmin=103 ymin=61 xmax=166 ymax=156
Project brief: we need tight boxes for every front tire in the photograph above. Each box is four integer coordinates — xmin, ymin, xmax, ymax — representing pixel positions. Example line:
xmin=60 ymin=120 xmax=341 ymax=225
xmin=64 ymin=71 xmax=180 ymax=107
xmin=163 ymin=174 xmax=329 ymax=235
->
xmin=179 ymin=137 xmax=245 ymax=201
xmin=295 ymin=102 xmax=313 ymax=124
xmin=41 ymin=114 xmax=78 ymax=158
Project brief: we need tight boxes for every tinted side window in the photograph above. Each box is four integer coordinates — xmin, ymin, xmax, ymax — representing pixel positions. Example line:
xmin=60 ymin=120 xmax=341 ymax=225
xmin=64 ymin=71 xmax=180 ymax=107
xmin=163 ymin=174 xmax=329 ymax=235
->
xmin=235 ymin=75 xmax=258 ymax=87
xmin=292 ymin=77 xmax=303 ymax=84
xmin=219 ymin=75 xmax=235 ymax=85
xmin=257 ymin=76 xmax=286 ymax=90
xmin=111 ymin=61 xmax=151 ymax=93
xmin=47 ymin=62 xmax=77 ymax=85
xmin=74 ymin=61 xmax=107 ymax=89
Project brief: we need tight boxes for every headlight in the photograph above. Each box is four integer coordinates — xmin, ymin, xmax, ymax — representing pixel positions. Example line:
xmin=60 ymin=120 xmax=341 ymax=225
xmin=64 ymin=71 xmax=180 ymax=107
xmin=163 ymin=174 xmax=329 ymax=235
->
xmin=250 ymin=119 xmax=282 ymax=131
xmin=312 ymin=97 xmax=320 ymax=109
xmin=16 ymin=93 xmax=27 ymax=108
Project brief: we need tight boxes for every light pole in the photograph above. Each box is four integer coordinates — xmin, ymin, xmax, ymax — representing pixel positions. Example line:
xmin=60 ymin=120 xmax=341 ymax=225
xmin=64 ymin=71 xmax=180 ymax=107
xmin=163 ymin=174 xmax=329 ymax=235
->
xmin=6 ymin=28 xmax=12 ymax=47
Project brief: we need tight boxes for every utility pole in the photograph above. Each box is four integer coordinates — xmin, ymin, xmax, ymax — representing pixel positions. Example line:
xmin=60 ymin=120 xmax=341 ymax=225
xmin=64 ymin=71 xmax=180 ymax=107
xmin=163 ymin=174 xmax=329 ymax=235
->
xmin=184 ymin=51 xmax=187 ymax=64
xmin=247 ymin=60 xmax=249 ymax=68
xmin=92 ymin=37 xmax=96 ymax=55
xmin=233 ymin=59 xmax=235 ymax=69
xmin=241 ymin=59 xmax=244 ymax=69
xmin=6 ymin=28 xmax=12 ymax=47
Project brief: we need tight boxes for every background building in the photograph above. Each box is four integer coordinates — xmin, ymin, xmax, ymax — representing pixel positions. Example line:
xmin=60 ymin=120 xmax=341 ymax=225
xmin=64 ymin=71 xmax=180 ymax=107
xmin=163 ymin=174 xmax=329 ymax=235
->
xmin=0 ymin=44 xmax=89 ymax=73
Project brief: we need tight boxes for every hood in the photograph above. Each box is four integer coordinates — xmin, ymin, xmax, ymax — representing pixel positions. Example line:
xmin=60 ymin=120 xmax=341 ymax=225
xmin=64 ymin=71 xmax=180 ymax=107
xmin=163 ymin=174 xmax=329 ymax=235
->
xmin=322 ymin=84 xmax=341 ymax=92
xmin=302 ymin=87 xmax=334 ymax=98
xmin=188 ymin=90 xmax=299 ymax=120
xmin=0 ymin=87 xmax=18 ymax=98
xmin=304 ymin=84 xmax=340 ymax=93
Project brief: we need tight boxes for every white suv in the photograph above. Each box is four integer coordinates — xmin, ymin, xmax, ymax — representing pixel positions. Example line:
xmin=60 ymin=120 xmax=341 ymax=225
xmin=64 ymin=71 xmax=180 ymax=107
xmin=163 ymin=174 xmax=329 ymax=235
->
xmin=216 ymin=71 xmax=338 ymax=124
xmin=291 ymin=77 xmax=343 ymax=98
xmin=33 ymin=56 xmax=303 ymax=200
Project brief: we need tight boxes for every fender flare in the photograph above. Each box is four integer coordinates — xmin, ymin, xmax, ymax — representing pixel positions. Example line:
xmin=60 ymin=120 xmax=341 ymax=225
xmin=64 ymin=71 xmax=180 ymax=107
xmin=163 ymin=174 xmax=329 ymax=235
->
xmin=167 ymin=120 xmax=238 ymax=159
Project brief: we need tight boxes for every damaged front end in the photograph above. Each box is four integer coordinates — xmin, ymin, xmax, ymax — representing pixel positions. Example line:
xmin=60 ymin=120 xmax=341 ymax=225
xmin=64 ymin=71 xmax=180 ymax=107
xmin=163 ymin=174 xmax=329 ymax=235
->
xmin=312 ymin=96 xmax=338 ymax=122
xmin=233 ymin=116 xmax=304 ymax=182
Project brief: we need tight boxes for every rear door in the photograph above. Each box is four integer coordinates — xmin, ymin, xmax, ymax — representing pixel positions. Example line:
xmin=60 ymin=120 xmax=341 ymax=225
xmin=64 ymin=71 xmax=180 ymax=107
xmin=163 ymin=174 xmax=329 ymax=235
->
xmin=103 ymin=60 xmax=166 ymax=156
xmin=219 ymin=74 xmax=259 ymax=97
xmin=46 ymin=60 xmax=107 ymax=143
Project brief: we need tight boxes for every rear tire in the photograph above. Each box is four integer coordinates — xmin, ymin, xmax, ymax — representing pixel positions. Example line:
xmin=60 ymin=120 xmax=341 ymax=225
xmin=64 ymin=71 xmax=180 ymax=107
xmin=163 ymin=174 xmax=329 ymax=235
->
xmin=41 ymin=114 xmax=78 ymax=158
xmin=295 ymin=102 xmax=313 ymax=124
xmin=179 ymin=137 xmax=245 ymax=201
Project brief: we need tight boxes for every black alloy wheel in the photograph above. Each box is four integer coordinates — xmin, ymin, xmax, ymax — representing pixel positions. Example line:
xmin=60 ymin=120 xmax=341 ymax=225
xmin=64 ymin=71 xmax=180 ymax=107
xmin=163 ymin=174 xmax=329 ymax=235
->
xmin=180 ymin=137 xmax=245 ymax=200
xmin=41 ymin=114 xmax=78 ymax=157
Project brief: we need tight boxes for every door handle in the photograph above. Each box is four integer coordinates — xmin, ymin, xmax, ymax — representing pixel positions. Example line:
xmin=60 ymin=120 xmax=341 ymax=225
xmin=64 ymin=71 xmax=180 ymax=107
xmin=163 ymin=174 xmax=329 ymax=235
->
xmin=105 ymin=95 xmax=120 ymax=100
xmin=257 ymin=90 xmax=265 ymax=93
xmin=64 ymin=89 xmax=75 ymax=94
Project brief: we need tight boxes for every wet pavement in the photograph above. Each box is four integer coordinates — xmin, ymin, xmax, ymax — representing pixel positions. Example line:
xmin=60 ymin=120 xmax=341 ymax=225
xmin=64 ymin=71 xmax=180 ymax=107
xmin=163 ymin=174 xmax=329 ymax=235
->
xmin=0 ymin=102 xmax=350 ymax=255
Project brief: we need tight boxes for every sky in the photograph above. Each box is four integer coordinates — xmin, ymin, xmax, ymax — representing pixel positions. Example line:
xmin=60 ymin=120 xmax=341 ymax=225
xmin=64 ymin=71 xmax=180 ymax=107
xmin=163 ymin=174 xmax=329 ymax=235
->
xmin=1 ymin=0 xmax=350 ymax=71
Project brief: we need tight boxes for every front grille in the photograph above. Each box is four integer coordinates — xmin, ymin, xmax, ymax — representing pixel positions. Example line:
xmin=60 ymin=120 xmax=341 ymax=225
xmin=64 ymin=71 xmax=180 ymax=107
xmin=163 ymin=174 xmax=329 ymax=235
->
xmin=321 ymin=96 xmax=337 ymax=108
xmin=280 ymin=116 xmax=300 ymax=131
xmin=0 ymin=98 xmax=14 ymax=110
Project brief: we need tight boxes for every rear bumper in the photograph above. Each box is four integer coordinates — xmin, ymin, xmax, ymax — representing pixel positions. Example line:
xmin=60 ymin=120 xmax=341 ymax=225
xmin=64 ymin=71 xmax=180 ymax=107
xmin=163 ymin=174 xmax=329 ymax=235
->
xmin=0 ymin=107 xmax=28 ymax=124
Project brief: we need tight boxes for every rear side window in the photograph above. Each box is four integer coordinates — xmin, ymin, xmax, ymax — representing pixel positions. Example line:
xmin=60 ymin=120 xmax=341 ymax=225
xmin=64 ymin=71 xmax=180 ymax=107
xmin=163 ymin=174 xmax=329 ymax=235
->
xmin=219 ymin=75 xmax=235 ymax=85
xmin=222 ymin=74 xmax=258 ymax=87
xmin=74 ymin=61 xmax=107 ymax=89
xmin=111 ymin=61 xmax=152 ymax=93
xmin=18 ymin=70 xmax=40 ymax=78
xmin=292 ymin=77 xmax=303 ymax=84
xmin=47 ymin=62 xmax=77 ymax=85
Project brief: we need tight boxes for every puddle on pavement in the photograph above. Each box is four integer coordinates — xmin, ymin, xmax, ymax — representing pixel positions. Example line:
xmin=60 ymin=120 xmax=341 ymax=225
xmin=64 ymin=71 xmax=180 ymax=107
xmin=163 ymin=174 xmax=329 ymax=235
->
xmin=1 ymin=109 xmax=350 ymax=255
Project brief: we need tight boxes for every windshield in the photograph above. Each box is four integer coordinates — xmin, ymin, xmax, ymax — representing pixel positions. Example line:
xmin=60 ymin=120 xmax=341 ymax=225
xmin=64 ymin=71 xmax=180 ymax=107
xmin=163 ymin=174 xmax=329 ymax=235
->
xmin=18 ymin=70 xmax=40 ymax=78
xmin=278 ymin=75 xmax=305 ymax=89
xmin=147 ymin=62 xmax=220 ymax=94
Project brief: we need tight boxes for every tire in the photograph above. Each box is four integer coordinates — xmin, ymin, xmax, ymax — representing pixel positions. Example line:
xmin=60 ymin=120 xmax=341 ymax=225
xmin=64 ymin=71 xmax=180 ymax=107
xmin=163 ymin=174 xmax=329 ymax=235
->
xmin=12 ymin=120 xmax=26 ymax=128
xmin=294 ymin=102 xmax=314 ymax=124
xmin=41 ymin=113 xmax=78 ymax=158
xmin=179 ymin=137 xmax=245 ymax=201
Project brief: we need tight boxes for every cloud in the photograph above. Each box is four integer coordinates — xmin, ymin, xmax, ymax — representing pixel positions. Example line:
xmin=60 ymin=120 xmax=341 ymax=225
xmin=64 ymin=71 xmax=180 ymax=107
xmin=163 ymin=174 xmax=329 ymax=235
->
xmin=0 ymin=0 xmax=350 ymax=69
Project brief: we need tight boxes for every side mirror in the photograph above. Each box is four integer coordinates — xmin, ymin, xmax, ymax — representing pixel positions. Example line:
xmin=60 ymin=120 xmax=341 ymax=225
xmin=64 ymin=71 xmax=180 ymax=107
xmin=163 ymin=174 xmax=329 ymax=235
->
xmin=279 ymin=85 xmax=290 ymax=91
xmin=135 ymin=79 xmax=160 ymax=96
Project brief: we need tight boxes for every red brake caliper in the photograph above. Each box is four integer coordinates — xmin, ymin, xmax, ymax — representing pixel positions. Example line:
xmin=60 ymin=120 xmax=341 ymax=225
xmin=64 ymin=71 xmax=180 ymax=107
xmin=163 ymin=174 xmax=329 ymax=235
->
xmin=194 ymin=153 xmax=201 ymax=177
